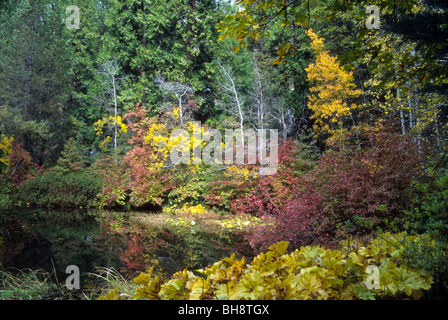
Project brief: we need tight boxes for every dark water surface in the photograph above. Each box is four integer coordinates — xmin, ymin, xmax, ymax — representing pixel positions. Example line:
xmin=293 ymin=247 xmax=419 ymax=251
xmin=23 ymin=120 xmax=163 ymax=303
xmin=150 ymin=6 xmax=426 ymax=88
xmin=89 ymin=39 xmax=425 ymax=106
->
xmin=0 ymin=209 xmax=123 ymax=282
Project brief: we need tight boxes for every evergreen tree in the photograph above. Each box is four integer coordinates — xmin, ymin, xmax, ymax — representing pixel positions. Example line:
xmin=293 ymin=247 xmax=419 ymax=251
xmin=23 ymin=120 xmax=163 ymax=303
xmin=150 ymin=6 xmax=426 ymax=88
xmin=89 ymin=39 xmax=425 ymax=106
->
xmin=102 ymin=0 xmax=221 ymax=116
xmin=0 ymin=0 xmax=75 ymax=164
xmin=381 ymin=0 xmax=448 ymax=95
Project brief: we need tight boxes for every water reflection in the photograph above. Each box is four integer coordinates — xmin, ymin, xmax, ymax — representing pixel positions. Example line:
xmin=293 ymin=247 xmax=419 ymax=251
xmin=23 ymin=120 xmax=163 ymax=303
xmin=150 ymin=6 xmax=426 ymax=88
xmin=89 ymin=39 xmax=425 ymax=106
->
xmin=0 ymin=209 xmax=123 ymax=282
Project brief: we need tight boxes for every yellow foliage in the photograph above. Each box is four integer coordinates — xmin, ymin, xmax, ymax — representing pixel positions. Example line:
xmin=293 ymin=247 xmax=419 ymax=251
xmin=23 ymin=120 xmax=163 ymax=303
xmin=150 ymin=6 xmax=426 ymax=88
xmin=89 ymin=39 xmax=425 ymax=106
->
xmin=226 ymin=165 xmax=258 ymax=181
xmin=99 ymin=232 xmax=433 ymax=300
xmin=97 ymin=288 xmax=121 ymax=300
xmin=305 ymin=29 xmax=361 ymax=142
xmin=220 ymin=216 xmax=268 ymax=229
xmin=0 ymin=135 xmax=13 ymax=172
xmin=94 ymin=115 xmax=128 ymax=151
xmin=163 ymin=203 xmax=208 ymax=215
xmin=132 ymin=267 xmax=161 ymax=300
xmin=143 ymin=116 xmax=214 ymax=173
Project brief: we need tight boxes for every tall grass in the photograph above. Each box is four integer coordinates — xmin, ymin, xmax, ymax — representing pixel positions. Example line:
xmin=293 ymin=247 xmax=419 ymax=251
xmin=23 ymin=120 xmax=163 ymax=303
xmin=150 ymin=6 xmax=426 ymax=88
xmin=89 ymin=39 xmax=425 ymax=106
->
xmin=0 ymin=268 xmax=61 ymax=300
xmin=87 ymin=267 xmax=136 ymax=299
xmin=0 ymin=267 xmax=136 ymax=300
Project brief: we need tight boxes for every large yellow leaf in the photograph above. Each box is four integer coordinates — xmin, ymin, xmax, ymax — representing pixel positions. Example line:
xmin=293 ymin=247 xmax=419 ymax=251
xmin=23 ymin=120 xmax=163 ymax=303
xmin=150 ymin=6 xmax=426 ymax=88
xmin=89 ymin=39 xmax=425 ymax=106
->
xmin=188 ymin=277 xmax=213 ymax=300
xmin=294 ymin=272 xmax=329 ymax=300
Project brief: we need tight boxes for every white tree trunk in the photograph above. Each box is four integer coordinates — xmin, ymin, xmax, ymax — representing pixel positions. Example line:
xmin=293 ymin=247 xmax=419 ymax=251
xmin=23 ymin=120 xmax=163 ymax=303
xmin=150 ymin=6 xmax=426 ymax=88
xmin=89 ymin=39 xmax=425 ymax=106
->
xmin=178 ymin=95 xmax=183 ymax=126
xmin=112 ymin=76 xmax=118 ymax=151
xmin=400 ymin=109 xmax=406 ymax=135
xmin=218 ymin=61 xmax=245 ymax=149
xmin=253 ymin=56 xmax=265 ymax=163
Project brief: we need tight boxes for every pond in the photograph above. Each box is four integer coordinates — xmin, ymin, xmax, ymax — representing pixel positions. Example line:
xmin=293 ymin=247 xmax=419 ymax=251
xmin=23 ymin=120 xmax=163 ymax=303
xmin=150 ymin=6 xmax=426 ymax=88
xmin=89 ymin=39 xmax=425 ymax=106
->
xmin=1 ymin=206 xmax=255 ymax=297
xmin=0 ymin=208 xmax=126 ymax=285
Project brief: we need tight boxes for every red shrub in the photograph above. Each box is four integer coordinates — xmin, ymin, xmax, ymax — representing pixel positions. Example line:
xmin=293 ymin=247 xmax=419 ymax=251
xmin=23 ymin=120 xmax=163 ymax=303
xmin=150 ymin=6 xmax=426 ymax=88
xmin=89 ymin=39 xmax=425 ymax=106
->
xmin=123 ymin=144 xmax=174 ymax=207
xmin=314 ymin=131 xmax=423 ymax=227
xmin=97 ymin=104 xmax=176 ymax=208
xmin=246 ymin=130 xmax=425 ymax=252
xmin=230 ymin=139 xmax=308 ymax=216
xmin=247 ymin=184 xmax=328 ymax=254
xmin=6 ymin=142 xmax=38 ymax=186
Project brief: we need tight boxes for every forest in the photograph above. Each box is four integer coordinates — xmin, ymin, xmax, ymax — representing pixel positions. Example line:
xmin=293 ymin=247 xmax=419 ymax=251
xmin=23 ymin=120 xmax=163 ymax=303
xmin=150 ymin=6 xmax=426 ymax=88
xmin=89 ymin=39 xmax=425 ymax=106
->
xmin=0 ymin=0 xmax=447 ymax=300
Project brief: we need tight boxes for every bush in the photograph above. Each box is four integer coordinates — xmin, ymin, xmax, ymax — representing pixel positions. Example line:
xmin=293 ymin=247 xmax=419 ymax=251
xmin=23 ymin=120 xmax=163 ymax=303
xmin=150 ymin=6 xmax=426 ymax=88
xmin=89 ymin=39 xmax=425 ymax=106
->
xmin=97 ymin=105 xmax=177 ymax=209
xmin=247 ymin=182 xmax=328 ymax=253
xmin=230 ymin=139 xmax=318 ymax=217
xmin=315 ymin=131 xmax=423 ymax=233
xmin=404 ymin=167 xmax=448 ymax=242
xmin=246 ymin=131 xmax=425 ymax=253
xmin=167 ymin=165 xmax=232 ymax=212
xmin=3 ymin=141 xmax=37 ymax=187
xmin=15 ymin=171 xmax=103 ymax=209
xmin=401 ymin=167 xmax=448 ymax=298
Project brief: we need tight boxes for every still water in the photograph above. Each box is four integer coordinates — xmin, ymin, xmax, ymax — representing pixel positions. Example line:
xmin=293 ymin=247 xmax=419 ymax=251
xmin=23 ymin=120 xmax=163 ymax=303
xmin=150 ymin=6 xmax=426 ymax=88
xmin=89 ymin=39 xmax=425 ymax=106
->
xmin=0 ymin=209 xmax=125 ymax=281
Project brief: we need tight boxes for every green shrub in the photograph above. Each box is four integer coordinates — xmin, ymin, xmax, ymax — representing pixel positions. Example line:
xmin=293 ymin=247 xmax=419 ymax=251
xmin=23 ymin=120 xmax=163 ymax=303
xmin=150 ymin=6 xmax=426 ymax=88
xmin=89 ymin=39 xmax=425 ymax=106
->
xmin=15 ymin=171 xmax=103 ymax=209
xmin=404 ymin=167 xmax=448 ymax=242
xmin=401 ymin=167 xmax=448 ymax=298
xmin=0 ymin=180 xmax=12 ymax=225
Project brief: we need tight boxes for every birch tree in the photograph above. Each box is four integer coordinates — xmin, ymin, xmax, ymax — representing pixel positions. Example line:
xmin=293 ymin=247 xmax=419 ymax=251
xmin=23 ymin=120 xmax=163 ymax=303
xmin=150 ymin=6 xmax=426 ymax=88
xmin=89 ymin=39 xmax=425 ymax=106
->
xmin=216 ymin=60 xmax=247 ymax=149
xmin=250 ymin=53 xmax=295 ymax=141
xmin=155 ymin=76 xmax=193 ymax=126
xmin=94 ymin=59 xmax=126 ymax=152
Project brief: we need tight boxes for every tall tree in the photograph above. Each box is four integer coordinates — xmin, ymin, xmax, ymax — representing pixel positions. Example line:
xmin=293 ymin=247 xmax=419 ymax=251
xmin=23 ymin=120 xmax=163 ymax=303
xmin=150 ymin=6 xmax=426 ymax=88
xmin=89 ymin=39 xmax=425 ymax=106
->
xmin=0 ymin=0 xmax=74 ymax=164
xmin=97 ymin=59 xmax=125 ymax=151
xmin=0 ymin=0 xmax=72 ymax=117
xmin=67 ymin=0 xmax=112 ymax=145
xmin=305 ymin=29 xmax=361 ymax=145
xmin=102 ymin=0 xmax=220 ymax=115
xmin=216 ymin=60 xmax=247 ymax=148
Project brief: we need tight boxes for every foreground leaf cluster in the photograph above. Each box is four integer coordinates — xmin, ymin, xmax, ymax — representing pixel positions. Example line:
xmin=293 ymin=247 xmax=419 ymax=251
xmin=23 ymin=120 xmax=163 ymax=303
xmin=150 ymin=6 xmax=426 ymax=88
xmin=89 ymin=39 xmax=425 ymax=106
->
xmin=100 ymin=232 xmax=433 ymax=300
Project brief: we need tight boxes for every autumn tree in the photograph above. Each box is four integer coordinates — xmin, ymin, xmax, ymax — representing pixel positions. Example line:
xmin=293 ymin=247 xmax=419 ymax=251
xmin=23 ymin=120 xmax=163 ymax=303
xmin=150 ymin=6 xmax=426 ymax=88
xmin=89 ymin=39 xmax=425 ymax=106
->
xmin=93 ymin=59 xmax=126 ymax=152
xmin=305 ymin=29 xmax=361 ymax=145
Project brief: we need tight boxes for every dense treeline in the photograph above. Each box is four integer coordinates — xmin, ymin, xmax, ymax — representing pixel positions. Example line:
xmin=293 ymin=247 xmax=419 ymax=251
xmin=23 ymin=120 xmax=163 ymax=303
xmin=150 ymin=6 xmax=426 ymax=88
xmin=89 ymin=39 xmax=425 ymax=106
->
xmin=1 ymin=0 xmax=448 ymax=299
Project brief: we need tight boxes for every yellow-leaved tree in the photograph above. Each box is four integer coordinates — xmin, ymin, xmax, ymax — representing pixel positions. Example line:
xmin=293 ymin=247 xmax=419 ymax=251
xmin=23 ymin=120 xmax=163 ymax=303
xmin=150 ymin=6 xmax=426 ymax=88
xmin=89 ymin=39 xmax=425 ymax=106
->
xmin=94 ymin=115 xmax=128 ymax=152
xmin=305 ymin=29 xmax=361 ymax=145
xmin=0 ymin=135 xmax=13 ymax=173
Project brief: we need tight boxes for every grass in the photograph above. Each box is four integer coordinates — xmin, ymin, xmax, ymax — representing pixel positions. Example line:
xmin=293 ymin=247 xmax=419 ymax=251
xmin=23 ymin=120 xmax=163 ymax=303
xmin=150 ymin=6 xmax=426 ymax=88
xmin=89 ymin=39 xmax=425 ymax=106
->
xmin=0 ymin=266 xmax=139 ymax=300
xmin=0 ymin=268 xmax=61 ymax=300
xmin=86 ymin=267 xmax=137 ymax=299
xmin=127 ymin=209 xmax=267 ymax=232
